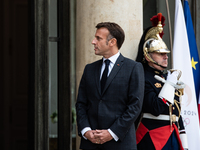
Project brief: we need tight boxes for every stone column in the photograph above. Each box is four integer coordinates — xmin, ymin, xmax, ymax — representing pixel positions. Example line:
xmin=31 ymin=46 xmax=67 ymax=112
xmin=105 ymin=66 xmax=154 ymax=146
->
xmin=76 ymin=1 xmax=143 ymax=149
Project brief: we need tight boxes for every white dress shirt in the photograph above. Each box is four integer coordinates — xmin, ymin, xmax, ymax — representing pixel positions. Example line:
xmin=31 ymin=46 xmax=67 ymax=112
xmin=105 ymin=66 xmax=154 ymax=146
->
xmin=100 ymin=52 xmax=120 ymax=79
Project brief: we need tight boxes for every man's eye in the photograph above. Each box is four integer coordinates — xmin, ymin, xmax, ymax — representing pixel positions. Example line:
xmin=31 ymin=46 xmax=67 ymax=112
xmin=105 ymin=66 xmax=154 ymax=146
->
xmin=96 ymin=36 xmax=102 ymax=41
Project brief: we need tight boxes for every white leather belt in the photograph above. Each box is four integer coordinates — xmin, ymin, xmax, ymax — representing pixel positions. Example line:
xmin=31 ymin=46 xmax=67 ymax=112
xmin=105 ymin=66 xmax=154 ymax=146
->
xmin=143 ymin=113 xmax=178 ymax=122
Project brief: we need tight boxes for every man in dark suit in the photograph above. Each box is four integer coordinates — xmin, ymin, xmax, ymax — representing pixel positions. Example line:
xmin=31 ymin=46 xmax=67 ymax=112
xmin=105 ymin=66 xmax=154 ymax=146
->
xmin=76 ymin=22 xmax=145 ymax=150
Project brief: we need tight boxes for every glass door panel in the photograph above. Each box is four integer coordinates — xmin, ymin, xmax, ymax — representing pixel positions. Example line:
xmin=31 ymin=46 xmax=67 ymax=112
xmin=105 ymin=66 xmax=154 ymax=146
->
xmin=49 ymin=0 xmax=58 ymax=149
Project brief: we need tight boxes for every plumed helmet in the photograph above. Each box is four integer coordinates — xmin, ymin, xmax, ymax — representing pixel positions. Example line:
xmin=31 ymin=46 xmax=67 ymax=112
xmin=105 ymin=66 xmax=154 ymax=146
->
xmin=136 ymin=13 xmax=170 ymax=66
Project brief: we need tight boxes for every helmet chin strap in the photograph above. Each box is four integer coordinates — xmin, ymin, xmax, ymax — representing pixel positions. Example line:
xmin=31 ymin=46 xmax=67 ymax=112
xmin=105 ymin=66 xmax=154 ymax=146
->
xmin=144 ymin=48 xmax=167 ymax=69
xmin=145 ymin=51 xmax=167 ymax=69
xmin=153 ymin=61 xmax=167 ymax=69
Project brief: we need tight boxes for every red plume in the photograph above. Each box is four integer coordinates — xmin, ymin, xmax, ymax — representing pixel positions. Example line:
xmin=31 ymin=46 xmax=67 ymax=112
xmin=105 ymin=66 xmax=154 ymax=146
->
xmin=150 ymin=13 xmax=166 ymax=38
xmin=157 ymin=13 xmax=162 ymax=22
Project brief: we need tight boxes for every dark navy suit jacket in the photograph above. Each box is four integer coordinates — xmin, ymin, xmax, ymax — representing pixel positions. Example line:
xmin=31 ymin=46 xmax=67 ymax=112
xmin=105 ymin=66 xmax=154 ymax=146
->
xmin=76 ymin=54 xmax=145 ymax=150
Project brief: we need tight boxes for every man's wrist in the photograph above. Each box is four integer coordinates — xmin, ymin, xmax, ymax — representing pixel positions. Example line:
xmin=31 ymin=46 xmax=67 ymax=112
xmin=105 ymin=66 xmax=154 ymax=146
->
xmin=81 ymin=127 xmax=92 ymax=139
xmin=108 ymin=129 xmax=119 ymax=141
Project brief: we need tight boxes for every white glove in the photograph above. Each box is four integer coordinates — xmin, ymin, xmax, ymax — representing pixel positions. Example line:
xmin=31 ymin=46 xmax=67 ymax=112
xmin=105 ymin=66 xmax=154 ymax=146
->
xmin=166 ymin=70 xmax=179 ymax=84
xmin=180 ymin=133 xmax=188 ymax=149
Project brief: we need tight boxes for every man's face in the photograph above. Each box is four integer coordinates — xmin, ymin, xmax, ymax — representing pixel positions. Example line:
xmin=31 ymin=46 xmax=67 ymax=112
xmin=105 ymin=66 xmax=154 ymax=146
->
xmin=148 ymin=52 xmax=168 ymax=70
xmin=91 ymin=27 xmax=111 ymax=57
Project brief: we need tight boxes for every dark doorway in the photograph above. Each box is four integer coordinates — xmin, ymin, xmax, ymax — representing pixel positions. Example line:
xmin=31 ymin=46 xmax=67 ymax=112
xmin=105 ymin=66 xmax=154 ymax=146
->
xmin=1 ymin=0 xmax=28 ymax=149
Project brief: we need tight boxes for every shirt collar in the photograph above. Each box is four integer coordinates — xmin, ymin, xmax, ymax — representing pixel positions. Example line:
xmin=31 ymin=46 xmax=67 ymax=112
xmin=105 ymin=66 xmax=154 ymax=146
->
xmin=103 ymin=51 xmax=120 ymax=64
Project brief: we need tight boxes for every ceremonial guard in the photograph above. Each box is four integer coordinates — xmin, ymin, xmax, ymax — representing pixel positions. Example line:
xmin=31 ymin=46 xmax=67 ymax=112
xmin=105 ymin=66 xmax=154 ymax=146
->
xmin=135 ymin=13 xmax=188 ymax=150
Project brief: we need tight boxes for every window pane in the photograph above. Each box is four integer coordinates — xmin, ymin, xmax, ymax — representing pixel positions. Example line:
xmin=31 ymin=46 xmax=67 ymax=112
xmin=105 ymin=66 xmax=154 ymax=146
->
xmin=49 ymin=41 xmax=58 ymax=149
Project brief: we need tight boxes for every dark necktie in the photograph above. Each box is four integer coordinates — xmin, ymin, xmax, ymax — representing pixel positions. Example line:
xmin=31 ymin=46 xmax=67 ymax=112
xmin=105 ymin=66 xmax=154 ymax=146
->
xmin=101 ymin=59 xmax=110 ymax=93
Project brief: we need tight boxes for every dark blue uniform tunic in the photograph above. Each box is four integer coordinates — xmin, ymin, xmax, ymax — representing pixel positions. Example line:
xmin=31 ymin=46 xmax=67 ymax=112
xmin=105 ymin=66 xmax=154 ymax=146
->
xmin=136 ymin=64 xmax=185 ymax=150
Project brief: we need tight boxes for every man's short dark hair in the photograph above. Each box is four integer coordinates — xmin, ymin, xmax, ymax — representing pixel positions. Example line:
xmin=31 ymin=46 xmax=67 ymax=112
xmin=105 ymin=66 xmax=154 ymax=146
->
xmin=96 ymin=22 xmax=125 ymax=50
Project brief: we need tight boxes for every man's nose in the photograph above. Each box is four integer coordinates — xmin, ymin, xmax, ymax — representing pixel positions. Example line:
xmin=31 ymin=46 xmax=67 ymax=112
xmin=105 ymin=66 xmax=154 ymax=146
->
xmin=164 ymin=54 xmax=168 ymax=59
xmin=91 ymin=38 xmax=96 ymax=44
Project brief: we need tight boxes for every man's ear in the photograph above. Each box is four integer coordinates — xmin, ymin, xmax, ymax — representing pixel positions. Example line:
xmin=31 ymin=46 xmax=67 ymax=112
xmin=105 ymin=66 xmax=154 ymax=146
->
xmin=109 ymin=38 xmax=117 ymax=46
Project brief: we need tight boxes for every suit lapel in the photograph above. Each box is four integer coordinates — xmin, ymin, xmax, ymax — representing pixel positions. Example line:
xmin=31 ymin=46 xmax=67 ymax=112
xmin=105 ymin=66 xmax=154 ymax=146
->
xmin=95 ymin=59 xmax=103 ymax=95
xmin=102 ymin=54 xmax=124 ymax=95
